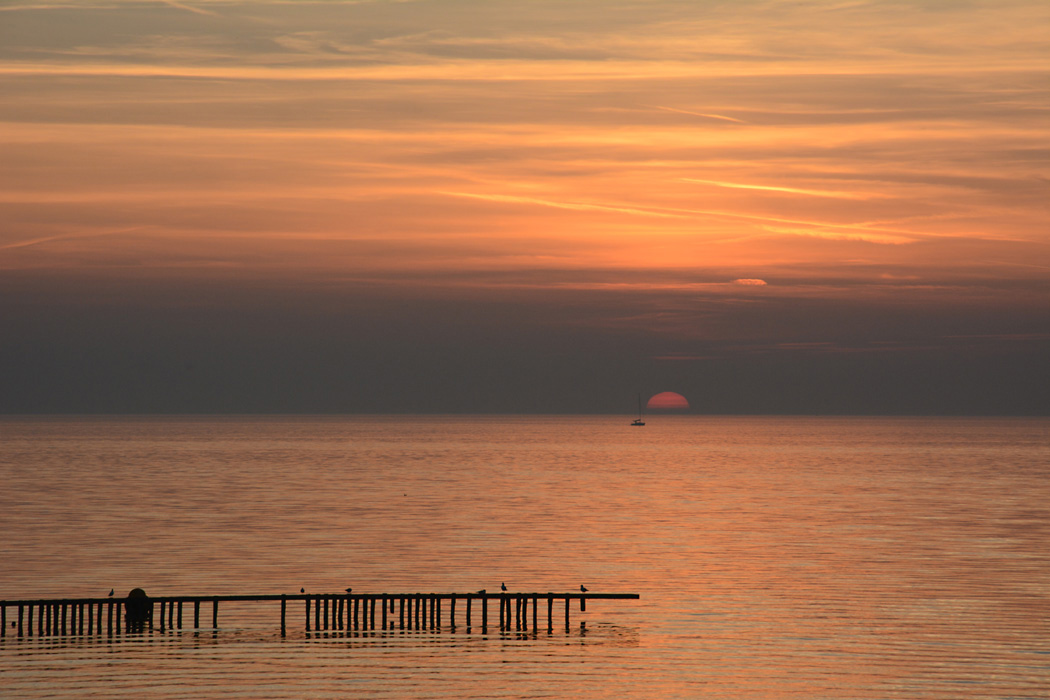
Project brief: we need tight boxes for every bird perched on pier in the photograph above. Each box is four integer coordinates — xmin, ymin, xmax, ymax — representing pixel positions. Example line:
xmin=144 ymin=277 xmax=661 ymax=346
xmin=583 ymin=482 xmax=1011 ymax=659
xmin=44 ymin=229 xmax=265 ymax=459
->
xmin=580 ymin=585 xmax=588 ymax=593
xmin=300 ymin=588 xmax=305 ymax=593
xmin=477 ymin=589 xmax=486 ymax=595
xmin=501 ymin=582 xmax=507 ymax=592
xmin=108 ymin=589 xmax=114 ymax=597
xmin=345 ymin=587 xmax=352 ymax=593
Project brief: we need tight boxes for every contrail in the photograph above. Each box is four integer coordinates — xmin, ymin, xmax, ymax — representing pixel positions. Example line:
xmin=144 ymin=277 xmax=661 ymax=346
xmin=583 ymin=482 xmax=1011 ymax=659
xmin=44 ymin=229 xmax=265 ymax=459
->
xmin=682 ymin=178 xmax=872 ymax=200
xmin=158 ymin=0 xmax=219 ymax=17
xmin=653 ymin=106 xmax=746 ymax=124
xmin=0 ymin=227 xmax=149 ymax=253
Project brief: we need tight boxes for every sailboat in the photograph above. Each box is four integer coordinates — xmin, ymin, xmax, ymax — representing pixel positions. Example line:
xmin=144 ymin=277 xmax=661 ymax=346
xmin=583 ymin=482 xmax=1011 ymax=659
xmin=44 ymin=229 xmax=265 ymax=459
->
xmin=631 ymin=394 xmax=646 ymax=426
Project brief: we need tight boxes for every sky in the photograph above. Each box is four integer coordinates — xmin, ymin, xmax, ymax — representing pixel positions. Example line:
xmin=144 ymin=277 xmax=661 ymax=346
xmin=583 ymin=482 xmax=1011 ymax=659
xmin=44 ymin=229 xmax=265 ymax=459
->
xmin=1 ymin=0 xmax=1047 ymax=414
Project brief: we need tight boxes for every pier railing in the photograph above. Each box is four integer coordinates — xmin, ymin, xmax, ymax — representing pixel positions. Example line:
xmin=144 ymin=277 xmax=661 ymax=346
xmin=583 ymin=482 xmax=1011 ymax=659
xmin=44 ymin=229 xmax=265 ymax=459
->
xmin=1 ymin=592 xmax=639 ymax=638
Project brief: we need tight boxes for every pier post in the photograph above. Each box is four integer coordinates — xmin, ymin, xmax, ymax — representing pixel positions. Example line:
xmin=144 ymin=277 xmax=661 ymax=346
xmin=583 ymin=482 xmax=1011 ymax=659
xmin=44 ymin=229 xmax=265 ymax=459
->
xmin=433 ymin=594 xmax=439 ymax=629
xmin=28 ymin=603 xmax=35 ymax=637
xmin=481 ymin=595 xmax=488 ymax=631
xmin=194 ymin=600 xmax=200 ymax=629
xmin=399 ymin=596 xmax=404 ymax=630
xmin=337 ymin=596 xmax=344 ymax=630
xmin=466 ymin=596 xmax=472 ymax=628
xmin=370 ymin=596 xmax=376 ymax=630
xmin=107 ymin=601 xmax=113 ymax=636
xmin=314 ymin=596 xmax=321 ymax=631
xmin=532 ymin=595 xmax=538 ymax=632
xmin=177 ymin=601 xmax=183 ymax=630
xmin=564 ymin=597 xmax=570 ymax=631
xmin=212 ymin=599 xmax=218 ymax=629
xmin=86 ymin=602 xmax=92 ymax=634
xmin=323 ymin=595 xmax=329 ymax=631
xmin=1 ymin=603 xmax=5 ymax=637
xmin=280 ymin=595 xmax=286 ymax=637
xmin=450 ymin=595 xmax=456 ymax=629
xmin=18 ymin=604 xmax=24 ymax=637
xmin=305 ymin=597 xmax=311 ymax=632
xmin=382 ymin=594 xmax=388 ymax=630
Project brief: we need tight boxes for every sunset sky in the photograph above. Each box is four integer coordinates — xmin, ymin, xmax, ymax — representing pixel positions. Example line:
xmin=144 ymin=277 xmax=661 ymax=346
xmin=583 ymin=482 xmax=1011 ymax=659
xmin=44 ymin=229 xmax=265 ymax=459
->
xmin=1 ymin=0 xmax=1047 ymax=414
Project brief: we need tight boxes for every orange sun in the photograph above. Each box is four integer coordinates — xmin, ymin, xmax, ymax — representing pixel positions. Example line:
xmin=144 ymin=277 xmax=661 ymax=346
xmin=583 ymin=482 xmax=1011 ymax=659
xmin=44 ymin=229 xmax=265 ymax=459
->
xmin=646 ymin=392 xmax=690 ymax=411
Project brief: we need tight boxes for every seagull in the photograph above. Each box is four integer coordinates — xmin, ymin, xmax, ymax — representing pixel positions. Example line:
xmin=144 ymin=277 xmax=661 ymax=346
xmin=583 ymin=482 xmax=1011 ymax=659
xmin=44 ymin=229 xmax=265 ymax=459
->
xmin=108 ymin=589 xmax=114 ymax=597
xmin=501 ymin=582 xmax=507 ymax=592
xmin=300 ymin=588 xmax=305 ymax=594
xmin=580 ymin=585 xmax=588 ymax=593
xmin=477 ymin=589 xmax=486 ymax=595
xmin=345 ymin=587 xmax=352 ymax=593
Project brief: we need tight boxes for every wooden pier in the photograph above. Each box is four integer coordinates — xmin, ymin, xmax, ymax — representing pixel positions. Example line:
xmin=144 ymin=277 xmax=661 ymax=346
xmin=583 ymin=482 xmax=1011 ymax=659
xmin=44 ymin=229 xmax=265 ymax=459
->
xmin=0 ymin=592 xmax=639 ymax=638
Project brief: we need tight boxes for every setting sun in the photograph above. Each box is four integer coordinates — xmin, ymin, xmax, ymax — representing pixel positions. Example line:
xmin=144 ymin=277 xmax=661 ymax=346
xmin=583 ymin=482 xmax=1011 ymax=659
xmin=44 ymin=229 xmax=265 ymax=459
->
xmin=647 ymin=392 xmax=690 ymax=411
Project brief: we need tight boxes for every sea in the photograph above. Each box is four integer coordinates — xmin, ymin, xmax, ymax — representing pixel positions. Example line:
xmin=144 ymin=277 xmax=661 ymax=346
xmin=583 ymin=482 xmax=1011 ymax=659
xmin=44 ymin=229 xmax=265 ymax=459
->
xmin=0 ymin=415 xmax=1047 ymax=699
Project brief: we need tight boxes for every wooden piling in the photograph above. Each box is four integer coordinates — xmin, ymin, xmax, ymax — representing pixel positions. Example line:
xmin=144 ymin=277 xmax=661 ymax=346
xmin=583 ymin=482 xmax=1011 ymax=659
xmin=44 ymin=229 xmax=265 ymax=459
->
xmin=212 ymin=599 xmax=218 ymax=629
xmin=450 ymin=595 xmax=456 ymax=629
xmin=466 ymin=595 xmax=472 ymax=628
xmin=481 ymin=595 xmax=488 ymax=631
xmin=280 ymin=595 xmax=286 ymax=637
xmin=564 ymin=597 xmax=570 ymax=630
xmin=382 ymin=594 xmax=388 ymax=630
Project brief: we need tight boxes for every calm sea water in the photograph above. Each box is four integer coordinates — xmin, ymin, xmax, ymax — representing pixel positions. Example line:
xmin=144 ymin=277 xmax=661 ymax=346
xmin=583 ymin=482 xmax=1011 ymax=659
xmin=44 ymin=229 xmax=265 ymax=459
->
xmin=1 ymin=415 xmax=1047 ymax=699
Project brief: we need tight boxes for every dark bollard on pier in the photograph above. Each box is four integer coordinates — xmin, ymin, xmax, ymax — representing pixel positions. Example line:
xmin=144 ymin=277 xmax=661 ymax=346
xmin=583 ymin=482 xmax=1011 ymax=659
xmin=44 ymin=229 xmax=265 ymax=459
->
xmin=1 ymin=590 xmax=639 ymax=640
xmin=123 ymin=588 xmax=152 ymax=633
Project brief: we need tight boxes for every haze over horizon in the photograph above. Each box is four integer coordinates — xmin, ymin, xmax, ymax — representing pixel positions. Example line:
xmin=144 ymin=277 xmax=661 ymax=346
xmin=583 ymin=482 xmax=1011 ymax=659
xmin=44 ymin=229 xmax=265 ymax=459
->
xmin=1 ymin=0 xmax=1047 ymax=415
